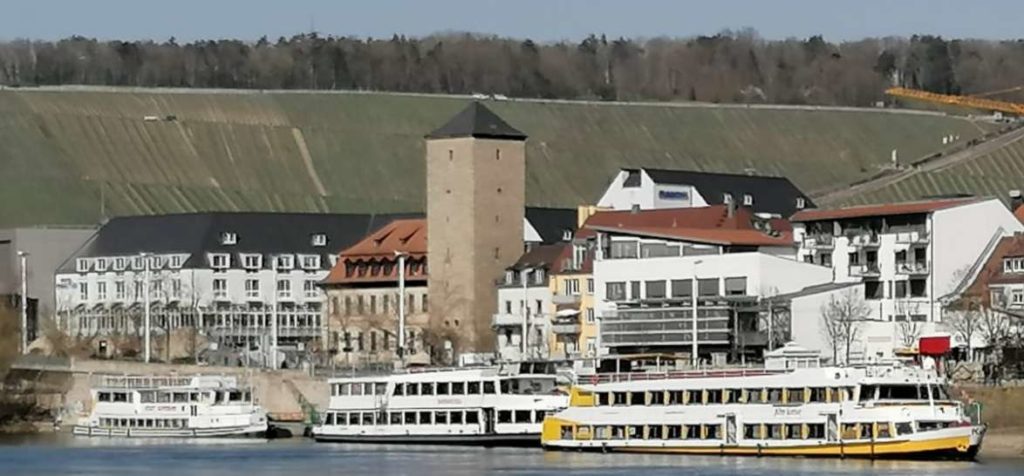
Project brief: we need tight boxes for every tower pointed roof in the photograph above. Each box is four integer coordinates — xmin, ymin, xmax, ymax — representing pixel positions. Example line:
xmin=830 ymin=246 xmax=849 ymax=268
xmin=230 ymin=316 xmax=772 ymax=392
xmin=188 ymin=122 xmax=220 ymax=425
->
xmin=426 ymin=101 xmax=527 ymax=141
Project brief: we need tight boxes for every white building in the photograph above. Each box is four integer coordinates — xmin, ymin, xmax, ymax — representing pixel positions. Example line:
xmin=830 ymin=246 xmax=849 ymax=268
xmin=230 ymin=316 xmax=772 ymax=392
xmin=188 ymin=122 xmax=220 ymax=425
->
xmin=585 ymin=205 xmax=833 ymax=362
xmin=493 ymin=244 xmax=567 ymax=362
xmin=787 ymin=197 xmax=1024 ymax=362
xmin=596 ymin=167 xmax=812 ymax=217
xmin=55 ymin=212 xmax=407 ymax=365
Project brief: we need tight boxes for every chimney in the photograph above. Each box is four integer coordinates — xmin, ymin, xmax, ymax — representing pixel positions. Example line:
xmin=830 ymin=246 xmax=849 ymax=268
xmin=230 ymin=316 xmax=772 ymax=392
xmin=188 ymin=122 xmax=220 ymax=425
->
xmin=1011 ymin=190 xmax=1024 ymax=211
xmin=726 ymin=198 xmax=736 ymax=218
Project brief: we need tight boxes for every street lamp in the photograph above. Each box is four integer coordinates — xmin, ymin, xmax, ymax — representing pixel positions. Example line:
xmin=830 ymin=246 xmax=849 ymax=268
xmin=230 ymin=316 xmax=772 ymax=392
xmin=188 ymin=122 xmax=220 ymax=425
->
xmin=690 ymin=259 xmax=704 ymax=368
xmin=394 ymin=251 xmax=408 ymax=368
xmin=140 ymin=252 xmax=152 ymax=363
xmin=520 ymin=267 xmax=533 ymax=359
xmin=270 ymin=256 xmax=279 ymax=369
xmin=17 ymin=251 xmax=29 ymax=355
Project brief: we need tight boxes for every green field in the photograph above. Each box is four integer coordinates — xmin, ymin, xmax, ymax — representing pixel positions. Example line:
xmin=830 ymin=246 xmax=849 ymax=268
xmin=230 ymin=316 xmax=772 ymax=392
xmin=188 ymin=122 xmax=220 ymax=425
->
xmin=0 ymin=88 xmax=996 ymax=227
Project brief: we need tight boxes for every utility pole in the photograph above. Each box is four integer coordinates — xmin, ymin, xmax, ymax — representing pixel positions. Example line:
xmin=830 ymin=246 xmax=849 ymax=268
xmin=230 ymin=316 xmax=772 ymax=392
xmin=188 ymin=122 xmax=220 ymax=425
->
xmin=270 ymin=256 xmax=279 ymax=369
xmin=142 ymin=252 xmax=152 ymax=363
xmin=521 ymin=268 xmax=532 ymax=360
xmin=18 ymin=251 xmax=29 ymax=354
xmin=690 ymin=260 xmax=703 ymax=367
xmin=395 ymin=251 xmax=408 ymax=368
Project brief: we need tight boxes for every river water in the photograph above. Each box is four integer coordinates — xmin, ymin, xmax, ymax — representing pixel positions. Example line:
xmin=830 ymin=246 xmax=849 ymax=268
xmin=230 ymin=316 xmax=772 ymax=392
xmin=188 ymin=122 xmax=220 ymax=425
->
xmin=0 ymin=435 xmax=1019 ymax=476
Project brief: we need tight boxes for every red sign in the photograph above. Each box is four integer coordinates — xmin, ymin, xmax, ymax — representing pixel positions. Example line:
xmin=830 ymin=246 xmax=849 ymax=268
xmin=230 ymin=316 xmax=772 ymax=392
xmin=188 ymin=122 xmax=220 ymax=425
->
xmin=919 ymin=335 xmax=951 ymax=356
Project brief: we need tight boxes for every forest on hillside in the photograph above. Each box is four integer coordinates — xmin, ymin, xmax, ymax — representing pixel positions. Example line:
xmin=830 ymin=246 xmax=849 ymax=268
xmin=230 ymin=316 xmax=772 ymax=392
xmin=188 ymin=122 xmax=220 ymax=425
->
xmin=1 ymin=31 xmax=1023 ymax=106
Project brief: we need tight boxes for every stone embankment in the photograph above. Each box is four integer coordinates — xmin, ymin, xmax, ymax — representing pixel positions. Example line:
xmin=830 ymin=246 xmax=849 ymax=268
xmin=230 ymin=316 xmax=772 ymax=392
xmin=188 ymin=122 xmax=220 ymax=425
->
xmin=960 ymin=385 xmax=1024 ymax=459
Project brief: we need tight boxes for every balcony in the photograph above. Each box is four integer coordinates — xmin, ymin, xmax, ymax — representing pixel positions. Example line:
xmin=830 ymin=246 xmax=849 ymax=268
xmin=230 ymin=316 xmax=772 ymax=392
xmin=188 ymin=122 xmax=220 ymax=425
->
xmin=895 ymin=230 xmax=930 ymax=245
xmin=552 ymin=294 xmax=582 ymax=305
xmin=551 ymin=322 xmax=582 ymax=335
xmin=849 ymin=263 xmax=881 ymax=277
xmin=491 ymin=313 xmax=545 ymax=328
xmin=802 ymin=235 xmax=835 ymax=250
xmin=897 ymin=261 xmax=930 ymax=275
xmin=849 ymin=233 xmax=880 ymax=249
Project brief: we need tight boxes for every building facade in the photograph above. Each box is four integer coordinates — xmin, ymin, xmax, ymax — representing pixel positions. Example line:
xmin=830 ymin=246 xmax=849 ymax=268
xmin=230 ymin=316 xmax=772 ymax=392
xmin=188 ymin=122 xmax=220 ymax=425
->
xmin=321 ymin=219 xmax=431 ymax=369
xmin=548 ymin=242 xmax=599 ymax=361
xmin=493 ymin=244 xmax=566 ymax=362
xmin=55 ymin=212 xmax=403 ymax=364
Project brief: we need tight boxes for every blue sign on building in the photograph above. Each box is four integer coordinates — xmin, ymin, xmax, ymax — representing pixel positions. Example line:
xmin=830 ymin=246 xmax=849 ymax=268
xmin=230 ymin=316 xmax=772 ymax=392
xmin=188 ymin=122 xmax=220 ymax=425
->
xmin=658 ymin=190 xmax=689 ymax=201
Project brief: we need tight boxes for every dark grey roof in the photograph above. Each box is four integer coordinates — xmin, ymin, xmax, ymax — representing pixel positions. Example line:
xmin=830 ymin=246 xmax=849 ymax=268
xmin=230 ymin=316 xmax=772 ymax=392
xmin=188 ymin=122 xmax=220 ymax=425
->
xmin=426 ymin=102 xmax=527 ymax=141
xmin=59 ymin=212 xmax=418 ymax=272
xmin=525 ymin=207 xmax=577 ymax=244
xmin=642 ymin=168 xmax=814 ymax=217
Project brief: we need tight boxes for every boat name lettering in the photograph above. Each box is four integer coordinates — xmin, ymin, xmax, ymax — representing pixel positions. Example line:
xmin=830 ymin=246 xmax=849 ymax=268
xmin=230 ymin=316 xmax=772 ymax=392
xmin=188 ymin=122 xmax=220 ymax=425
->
xmin=773 ymin=408 xmax=802 ymax=417
xmin=437 ymin=398 xmax=463 ymax=405
xmin=143 ymin=405 xmax=180 ymax=412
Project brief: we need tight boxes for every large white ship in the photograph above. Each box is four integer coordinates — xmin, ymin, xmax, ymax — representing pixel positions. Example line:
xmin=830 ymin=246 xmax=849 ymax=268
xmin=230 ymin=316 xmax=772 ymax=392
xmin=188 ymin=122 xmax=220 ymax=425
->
xmin=541 ymin=345 xmax=985 ymax=460
xmin=312 ymin=362 xmax=569 ymax=445
xmin=72 ymin=374 xmax=269 ymax=438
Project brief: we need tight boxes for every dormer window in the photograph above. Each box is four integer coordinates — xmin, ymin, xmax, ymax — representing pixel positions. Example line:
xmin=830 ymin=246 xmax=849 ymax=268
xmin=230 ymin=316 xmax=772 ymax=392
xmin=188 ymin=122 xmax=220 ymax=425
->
xmin=505 ymin=270 xmax=514 ymax=285
xmin=1004 ymin=257 xmax=1024 ymax=273
xmin=94 ymin=258 xmax=109 ymax=272
xmin=76 ymin=258 xmax=91 ymax=273
xmin=561 ymin=229 xmax=573 ymax=242
xmin=534 ymin=270 xmax=546 ymax=284
xmin=131 ymin=256 xmax=145 ymax=270
xmin=210 ymin=253 xmax=230 ymax=270
xmin=743 ymin=194 xmax=753 ymax=206
xmin=241 ymin=254 xmax=263 ymax=270
xmin=114 ymin=257 xmax=128 ymax=271
xmin=169 ymin=255 xmax=185 ymax=269
xmin=311 ymin=233 xmax=328 ymax=247
xmin=275 ymin=255 xmax=294 ymax=270
xmin=220 ymin=232 xmax=238 ymax=245
xmin=796 ymin=197 xmax=807 ymax=210
xmin=723 ymin=193 xmax=733 ymax=204
xmin=300 ymin=254 xmax=321 ymax=270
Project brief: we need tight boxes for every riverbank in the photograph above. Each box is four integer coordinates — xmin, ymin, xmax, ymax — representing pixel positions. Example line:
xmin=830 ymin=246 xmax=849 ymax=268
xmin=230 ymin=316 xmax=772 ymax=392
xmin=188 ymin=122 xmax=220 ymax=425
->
xmin=981 ymin=428 xmax=1024 ymax=459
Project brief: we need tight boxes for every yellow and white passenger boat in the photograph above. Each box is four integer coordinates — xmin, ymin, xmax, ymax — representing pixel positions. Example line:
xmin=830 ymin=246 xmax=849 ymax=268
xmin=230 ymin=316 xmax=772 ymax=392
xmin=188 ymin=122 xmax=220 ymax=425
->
xmin=541 ymin=345 xmax=984 ymax=460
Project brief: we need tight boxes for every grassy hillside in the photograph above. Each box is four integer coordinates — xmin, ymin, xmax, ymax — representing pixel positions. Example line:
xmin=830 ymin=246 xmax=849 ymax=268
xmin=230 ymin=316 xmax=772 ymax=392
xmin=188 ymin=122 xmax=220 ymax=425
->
xmin=0 ymin=88 xmax=995 ymax=227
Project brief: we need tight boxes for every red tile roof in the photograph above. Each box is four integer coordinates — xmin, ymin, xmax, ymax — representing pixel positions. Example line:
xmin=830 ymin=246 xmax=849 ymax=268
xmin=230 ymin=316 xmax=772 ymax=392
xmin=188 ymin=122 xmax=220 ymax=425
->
xmin=510 ymin=243 xmax=570 ymax=270
xmin=790 ymin=197 xmax=978 ymax=222
xmin=588 ymin=225 xmax=793 ymax=247
xmin=1014 ymin=205 xmax=1024 ymax=224
xmin=578 ymin=205 xmax=792 ymax=247
xmin=323 ymin=219 xmax=427 ymax=285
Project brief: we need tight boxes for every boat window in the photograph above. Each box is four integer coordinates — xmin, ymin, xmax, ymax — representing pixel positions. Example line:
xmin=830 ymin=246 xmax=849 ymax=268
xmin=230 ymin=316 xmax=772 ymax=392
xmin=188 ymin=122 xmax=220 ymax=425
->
xmin=859 ymin=423 xmax=872 ymax=439
xmin=876 ymin=422 xmax=892 ymax=438
xmin=858 ymin=385 xmax=877 ymax=402
xmin=630 ymin=391 xmax=646 ymax=405
xmin=325 ymin=413 xmax=335 ymax=425
xmin=648 ymin=425 xmax=664 ymax=439
xmin=561 ymin=425 xmax=574 ymax=440
xmin=649 ymin=390 xmax=666 ymax=405
xmin=611 ymin=425 xmax=625 ymax=439
xmin=451 ymin=411 xmax=463 ymax=424
xmin=348 ymin=413 xmax=360 ymax=425
xmin=807 ymin=423 xmax=825 ymax=439
xmin=878 ymin=385 xmax=925 ymax=400
xmin=421 ymin=383 xmax=435 ymax=396
xmin=437 ymin=382 xmax=450 ymax=395
xmin=534 ymin=410 xmax=547 ymax=423
xmin=406 ymin=383 xmax=419 ymax=396
xmin=743 ymin=424 xmax=762 ymax=439
xmin=362 ymin=413 xmax=374 ymax=426
xmin=483 ymin=381 xmax=496 ymax=394
xmin=500 ymin=379 xmax=512 ymax=394
xmin=613 ymin=392 xmax=627 ymax=406
xmin=668 ymin=390 xmax=684 ymax=405
xmin=419 ymin=411 xmax=432 ymax=425
xmin=666 ymin=425 xmax=682 ymax=439
xmin=139 ymin=392 xmax=154 ymax=403
xmin=435 ymin=411 xmax=448 ymax=424
xmin=685 ymin=425 xmax=700 ymax=439
xmin=786 ymin=388 xmax=805 ymax=403
xmin=706 ymin=389 xmax=723 ymax=404
xmin=705 ymin=424 xmax=720 ymax=440
xmin=113 ymin=392 xmax=129 ymax=403
xmin=393 ymin=383 xmax=404 ymax=396
xmin=98 ymin=392 xmax=111 ymax=402
xmin=808 ymin=387 xmax=827 ymax=403
xmin=767 ymin=388 xmax=783 ymax=404
xmin=468 ymin=382 xmax=481 ymax=394
xmin=627 ymin=425 xmax=643 ymax=439
xmin=172 ymin=392 xmax=186 ymax=403
xmin=390 ymin=412 xmax=402 ymax=425
xmin=351 ymin=384 xmax=364 ymax=396
xmin=841 ymin=423 xmax=859 ymax=439
xmin=452 ymin=382 xmax=465 ymax=395
xmin=465 ymin=410 xmax=479 ymax=424
xmin=596 ymin=392 xmax=610 ymax=406
xmin=340 ymin=383 xmax=351 ymax=396
xmin=595 ymin=426 xmax=608 ymax=440
xmin=404 ymin=412 xmax=416 ymax=425
xmin=377 ymin=412 xmax=387 ymax=425
xmin=515 ymin=410 xmax=531 ymax=423
xmin=785 ymin=424 xmax=802 ymax=439
xmin=364 ymin=383 xmax=375 ymax=395
xmin=498 ymin=410 xmax=512 ymax=423
xmin=191 ymin=392 xmax=201 ymax=402
xmin=918 ymin=421 xmax=952 ymax=431
xmin=723 ymin=389 xmax=738 ymax=404
xmin=767 ymin=424 xmax=783 ymax=439
xmin=931 ymin=385 xmax=951 ymax=400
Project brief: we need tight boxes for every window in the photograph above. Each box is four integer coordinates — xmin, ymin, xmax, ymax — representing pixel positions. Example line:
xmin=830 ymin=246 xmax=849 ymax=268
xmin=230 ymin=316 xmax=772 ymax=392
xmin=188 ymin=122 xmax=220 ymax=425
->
xmin=78 ymin=282 xmax=89 ymax=301
xmin=743 ymin=194 xmax=753 ymax=206
xmin=76 ymin=258 xmax=90 ymax=273
xmin=213 ymin=278 xmax=227 ymax=299
xmin=630 ymin=281 xmax=641 ymax=300
xmin=451 ymin=382 xmax=465 ymax=395
xmin=171 ymin=278 xmax=182 ymax=299
xmin=585 ymin=308 xmax=595 ymax=324
xmin=723 ymin=193 xmax=733 ymax=204
xmin=865 ymin=280 xmax=883 ymax=300
xmin=586 ymin=278 xmax=594 ymax=294
xmin=465 ymin=410 xmax=479 ymax=425
xmin=300 ymin=255 xmax=321 ymax=270
xmin=565 ymin=279 xmax=580 ymax=296
xmin=304 ymin=280 xmax=318 ymax=298
xmin=609 ymin=240 xmax=638 ymax=259
xmin=277 ymin=279 xmax=291 ymax=299
xmin=241 ymin=254 xmax=262 ymax=269
xmin=169 ymin=255 xmax=184 ymax=269
xmin=220 ymin=232 xmax=237 ymax=245
xmin=210 ymin=253 xmax=230 ymax=269
xmin=697 ymin=278 xmax=719 ymax=296
xmin=96 ymin=282 xmax=107 ymax=301
xmin=133 ymin=281 xmax=143 ymax=300
xmin=114 ymin=257 xmax=127 ymax=271
xmin=671 ymin=279 xmax=692 ymax=298
xmin=796 ymin=197 xmax=806 ymax=210
xmin=645 ymin=280 xmax=666 ymax=299
xmin=94 ymin=258 xmax=108 ymax=272
xmin=724 ymin=277 xmax=746 ymax=296
xmin=311 ymin=233 xmax=327 ymax=247
xmin=245 ymin=279 xmax=260 ymax=299
xmin=115 ymin=281 xmax=126 ymax=300
xmin=910 ymin=279 xmax=927 ymax=298
xmin=606 ymin=282 xmax=627 ymax=301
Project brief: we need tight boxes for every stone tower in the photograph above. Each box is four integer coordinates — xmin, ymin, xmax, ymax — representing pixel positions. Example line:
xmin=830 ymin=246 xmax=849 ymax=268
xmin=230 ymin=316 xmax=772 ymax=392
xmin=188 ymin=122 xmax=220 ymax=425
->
xmin=426 ymin=102 xmax=526 ymax=354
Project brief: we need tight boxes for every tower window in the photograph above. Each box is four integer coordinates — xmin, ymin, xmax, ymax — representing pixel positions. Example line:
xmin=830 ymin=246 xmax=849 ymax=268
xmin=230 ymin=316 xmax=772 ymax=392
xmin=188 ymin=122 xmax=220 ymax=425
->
xmin=496 ymin=149 xmax=501 ymax=160
xmin=497 ymin=187 xmax=502 ymax=193
xmin=448 ymin=150 xmax=453 ymax=161
xmin=446 ymin=189 xmax=451 ymax=194
xmin=494 ymin=247 xmax=500 ymax=259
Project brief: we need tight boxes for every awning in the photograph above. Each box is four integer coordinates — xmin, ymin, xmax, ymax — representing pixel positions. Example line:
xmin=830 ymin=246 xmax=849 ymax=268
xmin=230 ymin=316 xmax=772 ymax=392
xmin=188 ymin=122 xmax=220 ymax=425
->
xmin=555 ymin=309 xmax=580 ymax=317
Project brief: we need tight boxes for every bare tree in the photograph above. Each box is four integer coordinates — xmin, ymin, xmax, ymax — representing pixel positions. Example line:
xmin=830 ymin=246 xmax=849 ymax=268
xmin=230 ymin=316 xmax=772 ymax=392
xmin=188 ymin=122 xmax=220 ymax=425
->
xmin=895 ymin=299 xmax=924 ymax=349
xmin=820 ymin=289 xmax=869 ymax=364
xmin=943 ymin=295 xmax=984 ymax=361
xmin=759 ymin=286 xmax=791 ymax=351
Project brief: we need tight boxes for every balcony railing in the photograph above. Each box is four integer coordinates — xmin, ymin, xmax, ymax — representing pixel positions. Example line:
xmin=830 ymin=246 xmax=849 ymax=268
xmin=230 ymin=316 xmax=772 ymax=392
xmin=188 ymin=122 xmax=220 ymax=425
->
xmin=552 ymin=294 xmax=582 ymax=305
xmin=895 ymin=230 xmax=930 ymax=245
xmin=551 ymin=323 xmax=582 ymax=335
xmin=802 ymin=235 xmax=835 ymax=250
xmin=896 ymin=261 xmax=930 ymax=275
xmin=491 ymin=313 xmax=546 ymax=327
xmin=849 ymin=263 xmax=881 ymax=277
xmin=849 ymin=233 xmax=881 ymax=248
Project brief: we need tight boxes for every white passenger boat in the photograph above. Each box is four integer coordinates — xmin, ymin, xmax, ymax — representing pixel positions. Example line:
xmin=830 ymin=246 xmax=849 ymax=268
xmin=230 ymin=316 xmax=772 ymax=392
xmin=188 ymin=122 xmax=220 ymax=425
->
xmin=72 ymin=375 xmax=269 ymax=438
xmin=312 ymin=362 xmax=569 ymax=445
xmin=541 ymin=346 xmax=985 ymax=460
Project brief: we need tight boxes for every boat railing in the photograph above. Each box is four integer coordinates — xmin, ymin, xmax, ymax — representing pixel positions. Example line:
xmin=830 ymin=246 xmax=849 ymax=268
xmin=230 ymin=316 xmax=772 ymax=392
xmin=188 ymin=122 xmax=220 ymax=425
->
xmin=581 ymin=367 xmax=790 ymax=384
xmin=92 ymin=374 xmax=243 ymax=390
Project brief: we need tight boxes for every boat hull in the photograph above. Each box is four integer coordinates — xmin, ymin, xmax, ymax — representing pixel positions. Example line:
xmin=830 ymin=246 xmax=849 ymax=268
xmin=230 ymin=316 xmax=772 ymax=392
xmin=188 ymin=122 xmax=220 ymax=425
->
xmin=72 ymin=423 xmax=269 ymax=439
xmin=313 ymin=432 xmax=539 ymax=446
